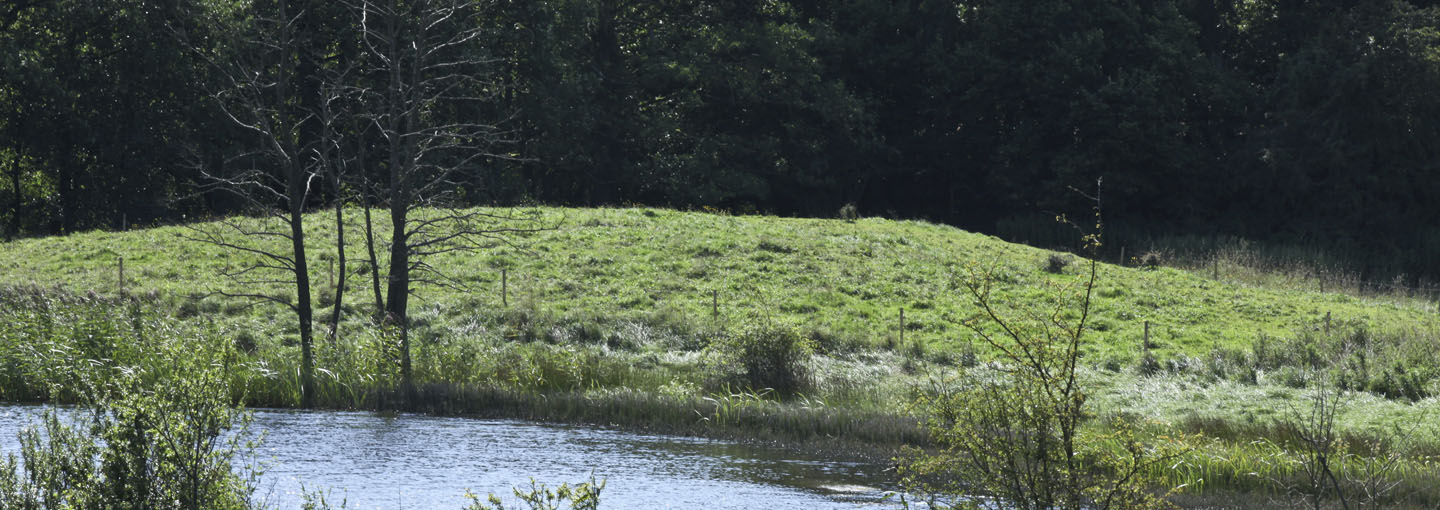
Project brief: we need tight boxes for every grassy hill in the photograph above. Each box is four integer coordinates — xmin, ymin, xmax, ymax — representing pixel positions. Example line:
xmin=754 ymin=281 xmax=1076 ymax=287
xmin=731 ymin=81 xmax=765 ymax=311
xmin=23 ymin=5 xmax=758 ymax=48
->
xmin=3 ymin=207 xmax=1440 ymax=506
xmin=3 ymin=206 xmax=1432 ymax=358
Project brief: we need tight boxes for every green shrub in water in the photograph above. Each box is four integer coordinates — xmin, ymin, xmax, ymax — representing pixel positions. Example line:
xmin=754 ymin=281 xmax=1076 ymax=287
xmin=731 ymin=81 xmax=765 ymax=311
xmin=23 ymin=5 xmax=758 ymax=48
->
xmin=465 ymin=477 xmax=605 ymax=510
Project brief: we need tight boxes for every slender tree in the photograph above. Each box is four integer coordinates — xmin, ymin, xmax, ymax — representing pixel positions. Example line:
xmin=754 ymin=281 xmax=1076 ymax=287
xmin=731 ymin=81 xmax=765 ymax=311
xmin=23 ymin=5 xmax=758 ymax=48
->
xmin=185 ymin=0 xmax=324 ymax=407
xmin=354 ymin=0 xmax=536 ymax=386
xmin=317 ymin=73 xmax=357 ymax=343
xmin=359 ymin=136 xmax=387 ymax=321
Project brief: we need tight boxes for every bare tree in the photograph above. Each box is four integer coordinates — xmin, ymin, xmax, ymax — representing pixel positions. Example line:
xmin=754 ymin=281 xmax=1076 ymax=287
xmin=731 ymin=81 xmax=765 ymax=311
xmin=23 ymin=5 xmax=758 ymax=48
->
xmin=903 ymin=179 xmax=1188 ymax=510
xmin=4 ymin=146 xmax=19 ymax=241
xmin=352 ymin=0 xmax=535 ymax=386
xmin=315 ymin=59 xmax=362 ymax=343
xmin=1283 ymin=376 xmax=1350 ymax=510
xmin=358 ymin=134 xmax=387 ymax=321
xmin=180 ymin=0 xmax=328 ymax=407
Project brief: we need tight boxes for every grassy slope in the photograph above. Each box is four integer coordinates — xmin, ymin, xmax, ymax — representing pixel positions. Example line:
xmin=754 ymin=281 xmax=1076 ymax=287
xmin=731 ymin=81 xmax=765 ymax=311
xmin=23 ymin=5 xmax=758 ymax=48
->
xmin=2 ymin=206 xmax=1430 ymax=361
xmin=6 ymin=207 xmax=1439 ymax=425
xmin=4 ymin=207 xmax=1440 ymax=504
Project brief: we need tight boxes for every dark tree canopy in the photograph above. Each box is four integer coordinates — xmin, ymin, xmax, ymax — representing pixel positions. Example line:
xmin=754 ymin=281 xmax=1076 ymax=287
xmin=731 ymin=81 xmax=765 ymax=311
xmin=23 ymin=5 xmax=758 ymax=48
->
xmin=3 ymin=0 xmax=1440 ymax=279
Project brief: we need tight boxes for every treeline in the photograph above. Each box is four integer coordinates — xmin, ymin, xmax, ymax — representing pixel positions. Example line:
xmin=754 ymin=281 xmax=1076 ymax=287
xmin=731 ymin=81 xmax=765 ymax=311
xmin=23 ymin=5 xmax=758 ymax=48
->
xmin=2 ymin=1 xmax=1439 ymax=278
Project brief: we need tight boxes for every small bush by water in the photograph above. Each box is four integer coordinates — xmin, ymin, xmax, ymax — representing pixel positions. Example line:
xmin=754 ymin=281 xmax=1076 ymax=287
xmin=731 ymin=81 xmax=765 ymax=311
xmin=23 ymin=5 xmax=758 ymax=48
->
xmin=706 ymin=320 xmax=813 ymax=394
xmin=465 ymin=477 xmax=604 ymax=510
xmin=0 ymin=367 xmax=257 ymax=509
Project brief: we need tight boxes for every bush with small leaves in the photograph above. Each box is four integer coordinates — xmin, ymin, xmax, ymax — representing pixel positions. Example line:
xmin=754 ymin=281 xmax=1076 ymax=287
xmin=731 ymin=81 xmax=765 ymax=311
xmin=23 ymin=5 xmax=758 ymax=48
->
xmin=708 ymin=321 xmax=813 ymax=394
xmin=0 ymin=368 xmax=258 ymax=510
xmin=465 ymin=478 xmax=604 ymax=510
xmin=1137 ymin=251 xmax=1165 ymax=270
xmin=1045 ymin=253 xmax=1073 ymax=274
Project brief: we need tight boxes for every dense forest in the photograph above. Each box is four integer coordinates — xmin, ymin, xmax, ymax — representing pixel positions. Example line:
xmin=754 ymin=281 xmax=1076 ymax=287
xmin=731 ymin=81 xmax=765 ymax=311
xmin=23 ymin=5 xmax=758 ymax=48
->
xmin=2 ymin=0 xmax=1439 ymax=279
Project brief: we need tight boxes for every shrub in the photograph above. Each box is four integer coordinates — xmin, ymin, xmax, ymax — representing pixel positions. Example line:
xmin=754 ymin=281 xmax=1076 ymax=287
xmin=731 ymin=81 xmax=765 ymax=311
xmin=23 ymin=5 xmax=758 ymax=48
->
xmin=1137 ymin=250 xmax=1165 ymax=270
xmin=708 ymin=322 xmax=812 ymax=394
xmin=0 ymin=369 xmax=258 ymax=510
xmin=904 ymin=190 xmax=1186 ymax=510
xmin=1045 ymin=253 xmax=1073 ymax=274
xmin=466 ymin=477 xmax=605 ymax=510
xmin=233 ymin=330 xmax=259 ymax=354
xmin=838 ymin=203 xmax=859 ymax=222
xmin=1136 ymin=353 xmax=1163 ymax=376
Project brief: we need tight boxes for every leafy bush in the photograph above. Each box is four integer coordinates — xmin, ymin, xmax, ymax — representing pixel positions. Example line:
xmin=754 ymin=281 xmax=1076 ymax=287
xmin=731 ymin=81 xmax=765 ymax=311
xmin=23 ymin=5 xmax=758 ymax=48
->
xmin=466 ymin=477 xmax=604 ymax=510
xmin=708 ymin=321 xmax=813 ymax=394
xmin=1136 ymin=250 xmax=1166 ymax=270
xmin=0 ymin=369 xmax=258 ymax=510
xmin=1045 ymin=253 xmax=1073 ymax=274
xmin=1245 ymin=326 xmax=1439 ymax=401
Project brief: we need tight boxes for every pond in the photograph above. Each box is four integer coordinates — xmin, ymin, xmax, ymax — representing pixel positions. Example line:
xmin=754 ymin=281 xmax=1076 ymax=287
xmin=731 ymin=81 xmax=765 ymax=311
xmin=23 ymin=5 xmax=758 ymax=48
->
xmin=0 ymin=406 xmax=902 ymax=509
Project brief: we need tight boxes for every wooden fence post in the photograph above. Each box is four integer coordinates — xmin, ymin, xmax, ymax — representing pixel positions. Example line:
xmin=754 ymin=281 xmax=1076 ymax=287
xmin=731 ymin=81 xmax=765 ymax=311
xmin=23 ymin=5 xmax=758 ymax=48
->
xmin=712 ymin=290 xmax=719 ymax=320
xmin=899 ymin=308 xmax=905 ymax=345
xmin=502 ymin=269 xmax=508 ymax=307
xmin=118 ymin=257 xmax=125 ymax=295
xmin=1143 ymin=320 xmax=1151 ymax=351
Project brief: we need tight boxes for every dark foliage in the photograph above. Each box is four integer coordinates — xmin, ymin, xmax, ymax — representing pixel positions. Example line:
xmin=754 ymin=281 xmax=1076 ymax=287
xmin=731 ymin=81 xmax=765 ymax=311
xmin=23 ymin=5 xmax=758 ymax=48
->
xmin=3 ymin=1 xmax=1440 ymax=279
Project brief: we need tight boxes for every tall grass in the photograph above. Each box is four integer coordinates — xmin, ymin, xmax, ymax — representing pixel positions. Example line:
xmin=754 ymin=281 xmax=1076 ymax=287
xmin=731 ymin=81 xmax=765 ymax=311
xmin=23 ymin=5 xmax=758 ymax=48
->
xmin=0 ymin=285 xmax=922 ymax=455
xmin=998 ymin=213 xmax=1440 ymax=304
xmin=1139 ymin=423 xmax=1440 ymax=508
xmin=10 ymin=208 xmax=1440 ymax=505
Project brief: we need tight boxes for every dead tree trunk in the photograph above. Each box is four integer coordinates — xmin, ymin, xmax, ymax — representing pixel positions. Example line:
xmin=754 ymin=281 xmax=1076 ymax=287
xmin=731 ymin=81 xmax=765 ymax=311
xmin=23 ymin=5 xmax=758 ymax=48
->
xmin=288 ymin=163 xmax=316 ymax=408
xmin=184 ymin=0 xmax=324 ymax=407
xmin=7 ymin=153 xmax=20 ymax=241
xmin=362 ymin=173 xmax=385 ymax=318
xmin=356 ymin=0 xmax=539 ymax=392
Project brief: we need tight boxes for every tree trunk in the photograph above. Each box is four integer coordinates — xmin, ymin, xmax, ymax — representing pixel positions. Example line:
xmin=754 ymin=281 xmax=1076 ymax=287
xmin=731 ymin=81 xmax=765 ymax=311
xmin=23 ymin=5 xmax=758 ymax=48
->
xmin=56 ymin=146 xmax=78 ymax=235
xmin=291 ymin=174 xmax=316 ymax=408
xmin=362 ymin=182 xmax=385 ymax=319
xmin=357 ymin=129 xmax=385 ymax=320
xmin=328 ymin=179 xmax=346 ymax=342
xmin=281 ymin=0 xmax=315 ymax=409
xmin=586 ymin=0 xmax=625 ymax=204
xmin=384 ymin=204 xmax=410 ymax=386
xmin=7 ymin=155 xmax=19 ymax=240
xmin=381 ymin=1 xmax=413 ymax=388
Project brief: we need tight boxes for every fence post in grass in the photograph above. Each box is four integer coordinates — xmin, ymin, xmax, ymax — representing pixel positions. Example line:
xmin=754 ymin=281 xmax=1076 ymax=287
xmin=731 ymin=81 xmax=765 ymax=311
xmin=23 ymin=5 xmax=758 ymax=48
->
xmin=712 ymin=290 xmax=719 ymax=320
xmin=899 ymin=308 xmax=905 ymax=346
xmin=1324 ymin=311 xmax=1331 ymax=335
xmin=1143 ymin=320 xmax=1150 ymax=351
xmin=502 ymin=268 xmax=508 ymax=307
xmin=1212 ymin=256 xmax=1219 ymax=279
xmin=1119 ymin=246 xmax=1126 ymax=267
xmin=118 ymin=256 xmax=125 ymax=295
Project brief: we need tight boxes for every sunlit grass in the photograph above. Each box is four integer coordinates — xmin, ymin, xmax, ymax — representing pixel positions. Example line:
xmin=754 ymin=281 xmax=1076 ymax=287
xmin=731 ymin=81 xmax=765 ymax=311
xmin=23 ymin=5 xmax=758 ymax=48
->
xmin=5 ymin=207 xmax=1440 ymax=503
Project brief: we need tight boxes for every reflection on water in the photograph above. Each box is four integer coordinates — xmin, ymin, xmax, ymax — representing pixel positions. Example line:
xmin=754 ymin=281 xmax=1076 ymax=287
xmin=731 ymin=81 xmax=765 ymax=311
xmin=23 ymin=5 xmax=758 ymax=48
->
xmin=0 ymin=405 xmax=900 ymax=509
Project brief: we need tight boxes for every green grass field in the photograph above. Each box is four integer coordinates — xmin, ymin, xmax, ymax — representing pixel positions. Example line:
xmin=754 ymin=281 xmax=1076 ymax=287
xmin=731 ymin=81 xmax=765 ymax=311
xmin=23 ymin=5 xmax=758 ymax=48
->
xmin=3 ymin=206 xmax=1439 ymax=506
xmin=7 ymin=207 xmax=1433 ymax=357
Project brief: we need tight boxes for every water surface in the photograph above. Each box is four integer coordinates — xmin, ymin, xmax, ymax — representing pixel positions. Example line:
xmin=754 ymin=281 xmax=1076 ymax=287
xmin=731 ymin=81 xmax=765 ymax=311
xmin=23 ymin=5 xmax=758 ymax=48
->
xmin=0 ymin=406 xmax=900 ymax=509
